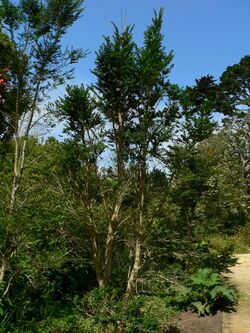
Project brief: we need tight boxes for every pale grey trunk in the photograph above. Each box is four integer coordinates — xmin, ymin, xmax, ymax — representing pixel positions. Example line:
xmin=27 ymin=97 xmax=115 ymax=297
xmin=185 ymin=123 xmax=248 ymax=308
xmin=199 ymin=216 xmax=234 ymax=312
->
xmin=102 ymin=190 xmax=125 ymax=287
xmin=117 ymin=111 xmax=125 ymax=179
xmin=0 ymin=258 xmax=6 ymax=283
xmin=126 ymin=154 xmax=146 ymax=297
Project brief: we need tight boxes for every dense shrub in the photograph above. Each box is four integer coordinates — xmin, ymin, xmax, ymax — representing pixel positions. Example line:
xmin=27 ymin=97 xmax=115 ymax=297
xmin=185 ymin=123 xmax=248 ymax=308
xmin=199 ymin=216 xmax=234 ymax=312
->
xmin=172 ymin=268 xmax=238 ymax=315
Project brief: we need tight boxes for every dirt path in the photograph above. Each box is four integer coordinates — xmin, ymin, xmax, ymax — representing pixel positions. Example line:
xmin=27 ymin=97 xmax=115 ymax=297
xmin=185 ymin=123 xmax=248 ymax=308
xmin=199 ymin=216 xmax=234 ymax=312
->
xmin=174 ymin=311 xmax=222 ymax=333
xmin=223 ymin=254 xmax=250 ymax=333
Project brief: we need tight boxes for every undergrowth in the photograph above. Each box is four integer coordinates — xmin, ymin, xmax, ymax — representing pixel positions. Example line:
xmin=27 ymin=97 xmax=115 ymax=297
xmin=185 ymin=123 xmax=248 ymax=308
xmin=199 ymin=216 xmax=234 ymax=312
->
xmin=209 ymin=225 xmax=250 ymax=254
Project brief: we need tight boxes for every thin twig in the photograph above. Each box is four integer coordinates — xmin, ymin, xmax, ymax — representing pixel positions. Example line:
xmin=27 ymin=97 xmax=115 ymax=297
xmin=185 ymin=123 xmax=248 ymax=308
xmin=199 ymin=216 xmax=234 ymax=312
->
xmin=3 ymin=270 xmax=19 ymax=296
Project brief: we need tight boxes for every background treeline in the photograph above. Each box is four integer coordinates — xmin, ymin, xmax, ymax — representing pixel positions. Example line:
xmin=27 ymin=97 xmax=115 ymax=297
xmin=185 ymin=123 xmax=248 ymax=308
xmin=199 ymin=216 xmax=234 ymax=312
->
xmin=0 ymin=1 xmax=249 ymax=332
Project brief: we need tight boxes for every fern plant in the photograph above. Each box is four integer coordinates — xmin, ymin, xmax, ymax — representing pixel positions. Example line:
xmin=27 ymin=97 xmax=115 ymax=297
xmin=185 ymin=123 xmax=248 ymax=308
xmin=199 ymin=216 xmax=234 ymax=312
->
xmin=176 ymin=268 xmax=238 ymax=315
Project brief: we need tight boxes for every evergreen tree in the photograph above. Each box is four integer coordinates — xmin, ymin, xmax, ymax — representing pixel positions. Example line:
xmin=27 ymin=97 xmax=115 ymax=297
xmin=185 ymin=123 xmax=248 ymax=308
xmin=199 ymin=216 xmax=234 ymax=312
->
xmin=219 ymin=55 xmax=250 ymax=116
xmin=0 ymin=0 xmax=84 ymax=297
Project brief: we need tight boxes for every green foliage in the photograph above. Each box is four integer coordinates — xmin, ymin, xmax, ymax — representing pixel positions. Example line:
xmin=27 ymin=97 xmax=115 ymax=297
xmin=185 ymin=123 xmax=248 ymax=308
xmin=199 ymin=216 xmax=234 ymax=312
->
xmin=219 ymin=55 xmax=250 ymax=116
xmin=196 ymin=124 xmax=249 ymax=231
xmin=209 ymin=225 xmax=250 ymax=254
xmin=1 ymin=4 xmax=248 ymax=331
xmin=180 ymin=75 xmax=219 ymax=145
xmin=0 ymin=31 xmax=16 ymax=140
xmin=93 ymin=8 xmax=177 ymax=166
xmin=186 ymin=268 xmax=237 ymax=315
xmin=0 ymin=0 xmax=85 ymax=122
xmin=54 ymin=84 xmax=102 ymax=142
xmin=76 ymin=288 xmax=176 ymax=333
xmin=189 ymin=240 xmax=237 ymax=273
xmin=174 ymin=268 xmax=238 ymax=316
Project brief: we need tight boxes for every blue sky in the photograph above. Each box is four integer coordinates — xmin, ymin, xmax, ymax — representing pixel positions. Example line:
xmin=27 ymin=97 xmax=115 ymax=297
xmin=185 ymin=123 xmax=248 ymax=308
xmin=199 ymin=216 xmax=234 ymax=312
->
xmin=62 ymin=0 xmax=250 ymax=89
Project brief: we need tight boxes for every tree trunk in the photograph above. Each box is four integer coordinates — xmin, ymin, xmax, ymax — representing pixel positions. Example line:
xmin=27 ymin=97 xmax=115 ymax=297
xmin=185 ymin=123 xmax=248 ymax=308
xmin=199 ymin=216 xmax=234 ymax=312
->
xmin=98 ymin=109 xmax=126 ymax=288
xmin=117 ymin=111 xmax=125 ymax=179
xmin=126 ymin=235 xmax=142 ymax=297
xmin=102 ymin=222 xmax=115 ymax=287
xmin=102 ymin=188 xmax=125 ymax=287
xmin=0 ymin=254 xmax=7 ymax=283
xmin=126 ymin=155 xmax=146 ymax=297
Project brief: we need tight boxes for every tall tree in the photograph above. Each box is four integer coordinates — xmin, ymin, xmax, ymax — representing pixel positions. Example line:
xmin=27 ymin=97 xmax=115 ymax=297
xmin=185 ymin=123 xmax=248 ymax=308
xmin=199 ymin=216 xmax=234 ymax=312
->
xmin=163 ymin=75 xmax=225 ymax=235
xmin=54 ymin=84 xmax=108 ymax=287
xmin=92 ymin=24 xmax=138 ymax=286
xmin=0 ymin=0 xmax=84 ymax=292
xmin=126 ymin=9 xmax=176 ymax=296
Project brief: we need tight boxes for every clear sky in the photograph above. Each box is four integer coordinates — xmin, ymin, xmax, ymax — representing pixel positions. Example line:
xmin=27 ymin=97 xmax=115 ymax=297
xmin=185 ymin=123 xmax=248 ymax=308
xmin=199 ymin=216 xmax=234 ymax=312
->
xmin=62 ymin=0 xmax=250 ymax=89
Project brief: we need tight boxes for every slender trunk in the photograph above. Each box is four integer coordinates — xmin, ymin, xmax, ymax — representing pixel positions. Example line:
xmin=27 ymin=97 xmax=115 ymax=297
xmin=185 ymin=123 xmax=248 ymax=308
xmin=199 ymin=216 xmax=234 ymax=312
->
xmin=126 ymin=154 xmax=146 ymax=297
xmin=126 ymin=235 xmax=143 ymax=297
xmin=127 ymin=242 xmax=133 ymax=280
xmin=0 ymin=229 xmax=12 ymax=284
xmin=0 ymin=248 xmax=8 ymax=283
xmin=9 ymin=173 xmax=19 ymax=216
xmin=9 ymin=80 xmax=40 ymax=215
xmin=91 ymin=222 xmax=102 ymax=287
xmin=102 ymin=189 xmax=125 ymax=287
xmin=117 ymin=110 xmax=125 ymax=179
xmin=98 ymin=110 xmax=126 ymax=288
xmin=102 ymin=222 xmax=115 ymax=287
xmin=88 ymin=217 xmax=105 ymax=287
xmin=0 ymin=262 xmax=6 ymax=283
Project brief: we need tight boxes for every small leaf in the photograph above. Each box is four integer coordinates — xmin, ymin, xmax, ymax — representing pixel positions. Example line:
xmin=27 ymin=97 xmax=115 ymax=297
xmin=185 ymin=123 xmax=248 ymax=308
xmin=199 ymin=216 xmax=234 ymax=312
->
xmin=191 ymin=301 xmax=207 ymax=315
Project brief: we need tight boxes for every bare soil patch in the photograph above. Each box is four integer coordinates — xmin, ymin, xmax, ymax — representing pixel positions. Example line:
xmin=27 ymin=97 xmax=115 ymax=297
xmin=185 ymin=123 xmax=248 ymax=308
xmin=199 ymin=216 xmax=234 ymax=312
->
xmin=223 ymin=254 xmax=250 ymax=333
xmin=168 ymin=254 xmax=250 ymax=333
xmin=168 ymin=311 xmax=223 ymax=333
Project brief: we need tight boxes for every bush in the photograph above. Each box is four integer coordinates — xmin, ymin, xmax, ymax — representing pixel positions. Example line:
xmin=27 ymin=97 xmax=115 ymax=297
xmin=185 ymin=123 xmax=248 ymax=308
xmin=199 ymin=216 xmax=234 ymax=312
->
xmin=209 ymin=226 xmax=250 ymax=254
xmin=172 ymin=268 xmax=238 ymax=315
xmin=189 ymin=240 xmax=237 ymax=273
xmin=77 ymin=288 xmax=177 ymax=332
